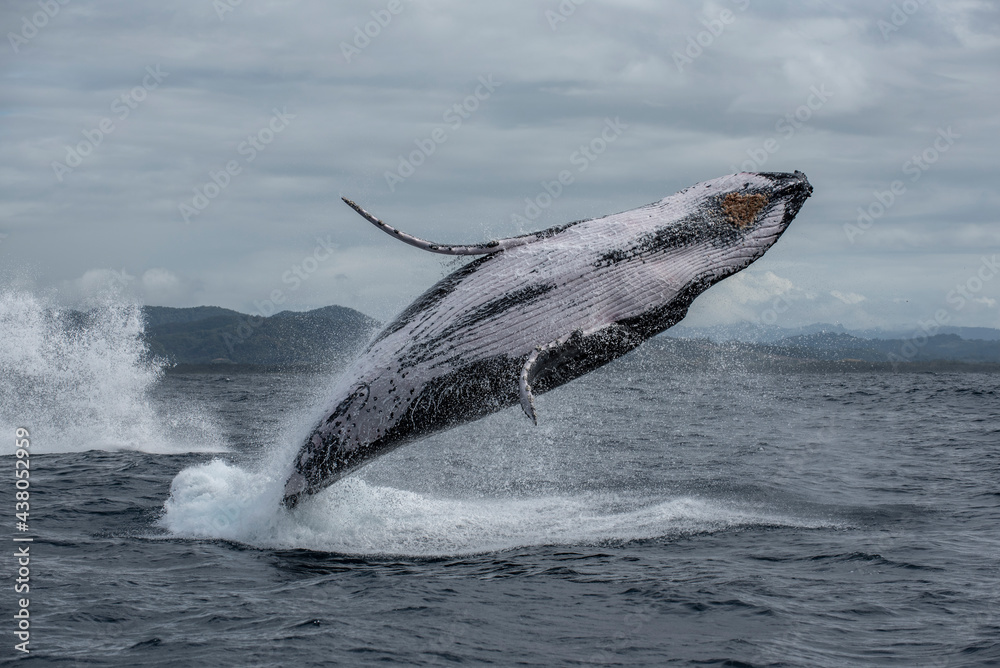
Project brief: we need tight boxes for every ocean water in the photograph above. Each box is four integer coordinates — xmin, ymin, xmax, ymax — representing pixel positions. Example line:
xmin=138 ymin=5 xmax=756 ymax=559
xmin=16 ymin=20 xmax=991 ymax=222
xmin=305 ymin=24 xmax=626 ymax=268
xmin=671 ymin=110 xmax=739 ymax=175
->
xmin=1 ymin=291 xmax=999 ymax=667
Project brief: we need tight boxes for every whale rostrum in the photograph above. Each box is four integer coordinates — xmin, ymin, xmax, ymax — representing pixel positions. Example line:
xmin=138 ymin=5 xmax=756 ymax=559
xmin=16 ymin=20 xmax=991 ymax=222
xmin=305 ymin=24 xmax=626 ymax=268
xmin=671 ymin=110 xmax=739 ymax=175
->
xmin=282 ymin=171 xmax=812 ymax=508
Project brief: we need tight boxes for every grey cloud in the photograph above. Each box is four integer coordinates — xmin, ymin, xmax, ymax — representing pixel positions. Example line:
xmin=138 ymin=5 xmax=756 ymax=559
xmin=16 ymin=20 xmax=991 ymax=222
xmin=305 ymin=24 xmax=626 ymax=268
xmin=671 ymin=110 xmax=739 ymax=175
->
xmin=1 ymin=0 xmax=997 ymax=327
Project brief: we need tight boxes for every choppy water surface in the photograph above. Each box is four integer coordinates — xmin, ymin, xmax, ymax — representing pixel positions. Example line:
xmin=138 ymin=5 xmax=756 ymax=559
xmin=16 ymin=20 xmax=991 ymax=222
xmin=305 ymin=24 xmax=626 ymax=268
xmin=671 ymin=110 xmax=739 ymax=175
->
xmin=1 ymin=293 xmax=998 ymax=666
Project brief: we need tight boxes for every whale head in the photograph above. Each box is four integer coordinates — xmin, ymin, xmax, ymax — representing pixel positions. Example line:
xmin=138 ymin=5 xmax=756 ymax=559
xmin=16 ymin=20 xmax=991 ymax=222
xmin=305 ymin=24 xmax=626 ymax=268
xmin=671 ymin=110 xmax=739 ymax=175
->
xmin=589 ymin=170 xmax=811 ymax=333
xmin=676 ymin=170 xmax=812 ymax=283
xmin=705 ymin=171 xmax=812 ymax=274
xmin=724 ymin=170 xmax=810 ymax=253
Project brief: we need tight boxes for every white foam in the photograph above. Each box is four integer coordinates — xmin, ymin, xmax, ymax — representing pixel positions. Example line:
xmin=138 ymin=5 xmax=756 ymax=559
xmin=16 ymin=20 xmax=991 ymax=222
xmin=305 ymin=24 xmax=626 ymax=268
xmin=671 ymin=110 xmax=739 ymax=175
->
xmin=160 ymin=458 xmax=833 ymax=556
xmin=0 ymin=289 xmax=222 ymax=454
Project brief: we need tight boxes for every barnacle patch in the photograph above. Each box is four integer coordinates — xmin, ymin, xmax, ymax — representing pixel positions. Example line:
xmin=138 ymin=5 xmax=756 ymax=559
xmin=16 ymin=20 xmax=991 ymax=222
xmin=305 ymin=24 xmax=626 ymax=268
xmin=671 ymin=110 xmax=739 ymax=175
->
xmin=722 ymin=193 xmax=768 ymax=228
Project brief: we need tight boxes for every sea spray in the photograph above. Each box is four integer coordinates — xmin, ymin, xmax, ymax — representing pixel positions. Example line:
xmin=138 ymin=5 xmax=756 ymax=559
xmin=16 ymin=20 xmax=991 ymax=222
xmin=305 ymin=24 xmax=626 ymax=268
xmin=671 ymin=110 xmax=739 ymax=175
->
xmin=0 ymin=289 xmax=221 ymax=453
xmin=160 ymin=458 xmax=833 ymax=556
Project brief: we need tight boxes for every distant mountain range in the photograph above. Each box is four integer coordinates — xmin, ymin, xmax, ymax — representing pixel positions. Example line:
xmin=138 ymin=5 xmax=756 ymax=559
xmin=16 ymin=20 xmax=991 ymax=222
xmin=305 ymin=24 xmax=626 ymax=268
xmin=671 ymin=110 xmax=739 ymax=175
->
xmin=135 ymin=305 xmax=1000 ymax=370
xmin=695 ymin=332 xmax=1000 ymax=366
xmin=141 ymin=305 xmax=379 ymax=369
xmin=666 ymin=324 xmax=1000 ymax=368
xmin=669 ymin=322 xmax=1000 ymax=343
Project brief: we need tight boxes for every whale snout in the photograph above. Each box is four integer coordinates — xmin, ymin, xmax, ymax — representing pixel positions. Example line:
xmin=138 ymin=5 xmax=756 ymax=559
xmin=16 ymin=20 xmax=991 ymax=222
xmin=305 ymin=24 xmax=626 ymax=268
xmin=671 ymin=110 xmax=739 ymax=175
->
xmin=758 ymin=169 xmax=810 ymax=189
xmin=710 ymin=170 xmax=811 ymax=273
xmin=745 ymin=170 xmax=812 ymax=235
xmin=759 ymin=170 xmax=812 ymax=203
xmin=281 ymin=471 xmax=308 ymax=509
xmin=770 ymin=171 xmax=812 ymax=227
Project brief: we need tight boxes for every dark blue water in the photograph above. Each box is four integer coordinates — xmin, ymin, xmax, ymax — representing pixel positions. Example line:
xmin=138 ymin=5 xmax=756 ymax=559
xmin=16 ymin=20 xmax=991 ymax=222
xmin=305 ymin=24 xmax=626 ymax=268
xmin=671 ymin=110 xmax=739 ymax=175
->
xmin=2 ymin=338 xmax=998 ymax=666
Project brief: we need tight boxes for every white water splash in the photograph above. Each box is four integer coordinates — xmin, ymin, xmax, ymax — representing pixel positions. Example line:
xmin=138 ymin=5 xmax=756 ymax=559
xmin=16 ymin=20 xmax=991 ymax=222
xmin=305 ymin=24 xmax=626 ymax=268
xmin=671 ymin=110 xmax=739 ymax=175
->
xmin=160 ymin=458 xmax=836 ymax=556
xmin=0 ymin=289 xmax=222 ymax=454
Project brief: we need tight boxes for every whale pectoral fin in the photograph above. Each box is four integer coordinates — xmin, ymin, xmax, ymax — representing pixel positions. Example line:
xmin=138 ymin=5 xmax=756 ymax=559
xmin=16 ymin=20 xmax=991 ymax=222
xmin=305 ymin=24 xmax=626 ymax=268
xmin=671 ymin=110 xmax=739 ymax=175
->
xmin=518 ymin=331 xmax=580 ymax=425
xmin=519 ymin=349 xmax=544 ymax=425
xmin=518 ymin=324 xmax=645 ymax=425
xmin=342 ymin=197 xmax=582 ymax=256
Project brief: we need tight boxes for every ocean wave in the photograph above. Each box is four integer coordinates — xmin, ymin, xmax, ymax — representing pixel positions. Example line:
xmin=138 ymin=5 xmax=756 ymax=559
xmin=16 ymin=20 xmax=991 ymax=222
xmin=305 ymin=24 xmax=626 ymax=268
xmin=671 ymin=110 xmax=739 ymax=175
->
xmin=159 ymin=458 xmax=836 ymax=557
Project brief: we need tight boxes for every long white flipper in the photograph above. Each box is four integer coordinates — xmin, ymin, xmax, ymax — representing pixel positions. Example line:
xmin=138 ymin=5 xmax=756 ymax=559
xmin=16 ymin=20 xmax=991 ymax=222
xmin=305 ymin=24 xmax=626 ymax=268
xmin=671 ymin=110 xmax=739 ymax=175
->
xmin=342 ymin=197 xmax=540 ymax=256
xmin=519 ymin=332 xmax=576 ymax=425
xmin=519 ymin=349 xmax=542 ymax=425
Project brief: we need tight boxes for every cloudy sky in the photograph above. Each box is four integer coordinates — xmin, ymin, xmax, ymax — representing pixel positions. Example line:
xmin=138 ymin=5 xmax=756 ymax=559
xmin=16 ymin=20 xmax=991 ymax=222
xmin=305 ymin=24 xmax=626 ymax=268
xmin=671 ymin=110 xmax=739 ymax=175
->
xmin=2 ymin=0 xmax=998 ymax=331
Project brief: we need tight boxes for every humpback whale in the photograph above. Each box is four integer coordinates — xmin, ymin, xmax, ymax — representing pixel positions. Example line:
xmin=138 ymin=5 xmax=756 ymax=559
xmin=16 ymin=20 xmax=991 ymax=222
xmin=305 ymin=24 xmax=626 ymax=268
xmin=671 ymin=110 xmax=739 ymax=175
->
xmin=282 ymin=171 xmax=811 ymax=508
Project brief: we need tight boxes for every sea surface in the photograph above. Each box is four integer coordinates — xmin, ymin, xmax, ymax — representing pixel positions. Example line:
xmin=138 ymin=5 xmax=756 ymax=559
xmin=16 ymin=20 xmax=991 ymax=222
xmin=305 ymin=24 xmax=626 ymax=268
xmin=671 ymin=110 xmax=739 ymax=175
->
xmin=1 ymin=294 xmax=999 ymax=667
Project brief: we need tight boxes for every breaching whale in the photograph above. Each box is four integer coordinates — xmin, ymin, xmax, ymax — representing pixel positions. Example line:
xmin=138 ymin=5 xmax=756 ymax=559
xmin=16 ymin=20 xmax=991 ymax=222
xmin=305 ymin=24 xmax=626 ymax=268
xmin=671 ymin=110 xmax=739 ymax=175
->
xmin=282 ymin=171 xmax=811 ymax=508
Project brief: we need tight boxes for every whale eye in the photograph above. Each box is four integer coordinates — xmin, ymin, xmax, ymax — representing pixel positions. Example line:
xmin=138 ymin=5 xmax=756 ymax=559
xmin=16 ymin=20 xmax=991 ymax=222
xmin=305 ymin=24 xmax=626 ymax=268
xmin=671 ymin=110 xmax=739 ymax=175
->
xmin=721 ymin=192 xmax=768 ymax=229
